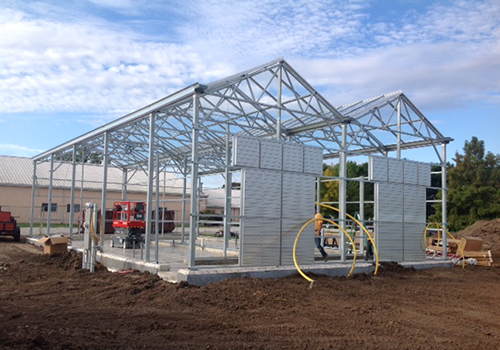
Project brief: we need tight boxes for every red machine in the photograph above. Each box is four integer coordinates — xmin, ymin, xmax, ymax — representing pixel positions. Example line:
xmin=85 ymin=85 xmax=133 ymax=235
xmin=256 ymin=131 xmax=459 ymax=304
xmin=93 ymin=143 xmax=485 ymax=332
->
xmin=0 ymin=208 xmax=21 ymax=242
xmin=111 ymin=201 xmax=146 ymax=248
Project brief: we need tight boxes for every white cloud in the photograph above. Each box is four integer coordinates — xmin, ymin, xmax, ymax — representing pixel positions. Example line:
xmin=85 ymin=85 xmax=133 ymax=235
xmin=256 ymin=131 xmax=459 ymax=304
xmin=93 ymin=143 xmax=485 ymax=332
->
xmin=176 ymin=0 xmax=368 ymax=64
xmin=289 ymin=1 xmax=500 ymax=109
xmin=0 ymin=144 xmax=44 ymax=157
xmin=0 ymin=0 xmax=498 ymax=124
xmin=0 ymin=7 xmax=233 ymax=116
xmin=88 ymin=0 xmax=137 ymax=11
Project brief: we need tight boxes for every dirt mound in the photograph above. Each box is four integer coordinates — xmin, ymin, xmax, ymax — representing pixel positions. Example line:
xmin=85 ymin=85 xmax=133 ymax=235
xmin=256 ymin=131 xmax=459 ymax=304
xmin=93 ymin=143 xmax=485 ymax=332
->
xmin=31 ymin=250 xmax=83 ymax=270
xmin=456 ymin=219 xmax=500 ymax=250
xmin=377 ymin=261 xmax=416 ymax=276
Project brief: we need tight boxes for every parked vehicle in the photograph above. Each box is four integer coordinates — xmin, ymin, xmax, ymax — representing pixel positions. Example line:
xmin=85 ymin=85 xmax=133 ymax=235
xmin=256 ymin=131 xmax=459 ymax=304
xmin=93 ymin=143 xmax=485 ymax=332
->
xmin=0 ymin=208 xmax=21 ymax=242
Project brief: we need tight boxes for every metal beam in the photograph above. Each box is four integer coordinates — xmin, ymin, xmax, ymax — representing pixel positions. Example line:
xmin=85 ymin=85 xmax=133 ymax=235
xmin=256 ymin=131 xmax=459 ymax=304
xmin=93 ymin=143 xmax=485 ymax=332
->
xmin=29 ymin=160 xmax=37 ymax=237
xmin=100 ymin=132 xmax=109 ymax=249
xmin=145 ymin=113 xmax=156 ymax=262
xmin=441 ymin=143 xmax=448 ymax=259
xmin=69 ymin=145 xmax=77 ymax=239
xmin=339 ymin=124 xmax=347 ymax=262
xmin=32 ymin=84 xmax=200 ymax=162
xmin=46 ymin=154 xmax=54 ymax=236
xmin=189 ymin=93 xmax=200 ymax=268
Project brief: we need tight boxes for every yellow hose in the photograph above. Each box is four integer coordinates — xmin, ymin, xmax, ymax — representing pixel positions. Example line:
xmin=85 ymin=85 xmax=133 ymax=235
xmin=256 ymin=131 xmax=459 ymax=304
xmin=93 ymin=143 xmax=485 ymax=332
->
xmin=421 ymin=222 xmax=465 ymax=269
xmin=421 ymin=222 xmax=443 ymax=253
xmin=420 ymin=223 xmax=433 ymax=252
xmin=436 ymin=222 xmax=465 ymax=269
xmin=316 ymin=202 xmax=380 ymax=275
xmin=293 ymin=217 xmax=357 ymax=287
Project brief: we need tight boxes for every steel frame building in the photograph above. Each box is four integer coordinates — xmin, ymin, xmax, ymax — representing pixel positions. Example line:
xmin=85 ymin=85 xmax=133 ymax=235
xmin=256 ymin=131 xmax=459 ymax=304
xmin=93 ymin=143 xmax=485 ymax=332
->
xmin=30 ymin=58 xmax=453 ymax=267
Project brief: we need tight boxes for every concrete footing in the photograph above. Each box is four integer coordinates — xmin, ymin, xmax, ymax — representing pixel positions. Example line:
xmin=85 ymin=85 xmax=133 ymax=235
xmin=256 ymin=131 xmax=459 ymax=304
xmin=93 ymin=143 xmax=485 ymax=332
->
xmin=175 ymin=260 xmax=453 ymax=286
xmin=26 ymin=237 xmax=454 ymax=286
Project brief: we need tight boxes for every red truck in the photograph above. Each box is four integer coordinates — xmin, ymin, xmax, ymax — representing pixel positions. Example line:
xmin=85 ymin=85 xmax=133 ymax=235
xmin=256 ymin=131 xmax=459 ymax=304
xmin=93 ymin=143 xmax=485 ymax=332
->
xmin=0 ymin=209 xmax=21 ymax=242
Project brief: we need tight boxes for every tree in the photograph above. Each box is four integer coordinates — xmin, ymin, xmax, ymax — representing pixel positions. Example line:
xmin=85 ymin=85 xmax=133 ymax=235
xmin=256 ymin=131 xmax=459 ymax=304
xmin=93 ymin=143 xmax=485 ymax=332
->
xmin=431 ymin=137 xmax=500 ymax=231
xmin=319 ymin=161 xmax=374 ymax=219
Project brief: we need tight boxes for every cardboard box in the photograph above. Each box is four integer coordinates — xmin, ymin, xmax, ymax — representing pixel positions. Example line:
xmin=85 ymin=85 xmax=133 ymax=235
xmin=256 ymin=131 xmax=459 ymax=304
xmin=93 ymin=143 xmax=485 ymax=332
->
xmin=38 ymin=235 xmax=69 ymax=254
xmin=458 ymin=236 xmax=483 ymax=252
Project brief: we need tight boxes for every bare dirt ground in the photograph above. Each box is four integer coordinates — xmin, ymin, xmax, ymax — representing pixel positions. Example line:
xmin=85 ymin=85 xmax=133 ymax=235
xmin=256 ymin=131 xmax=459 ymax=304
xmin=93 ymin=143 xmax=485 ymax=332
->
xmin=0 ymin=237 xmax=499 ymax=350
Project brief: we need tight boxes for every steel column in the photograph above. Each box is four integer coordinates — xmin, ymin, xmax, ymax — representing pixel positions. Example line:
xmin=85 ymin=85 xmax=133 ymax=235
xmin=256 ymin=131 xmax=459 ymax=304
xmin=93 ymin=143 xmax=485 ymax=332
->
xmin=29 ymin=160 xmax=37 ymax=237
xmin=316 ymin=177 xmax=321 ymax=212
xmin=397 ymin=98 xmax=402 ymax=159
xmin=223 ymin=126 xmax=232 ymax=257
xmin=79 ymin=152 xmax=85 ymax=233
xmin=100 ymin=132 xmax=109 ymax=250
xmin=359 ymin=177 xmax=365 ymax=255
xmin=122 ymin=169 xmax=128 ymax=201
xmin=145 ymin=112 xmax=156 ymax=262
xmin=155 ymin=153 xmax=160 ymax=263
xmin=46 ymin=154 xmax=54 ymax=236
xmin=189 ymin=94 xmax=200 ymax=268
xmin=276 ymin=64 xmax=282 ymax=140
xmin=181 ymin=159 xmax=188 ymax=244
xmin=339 ymin=124 xmax=347 ymax=262
xmin=441 ymin=143 xmax=448 ymax=257
xmin=69 ymin=145 xmax=77 ymax=239
xmin=162 ymin=171 xmax=166 ymax=236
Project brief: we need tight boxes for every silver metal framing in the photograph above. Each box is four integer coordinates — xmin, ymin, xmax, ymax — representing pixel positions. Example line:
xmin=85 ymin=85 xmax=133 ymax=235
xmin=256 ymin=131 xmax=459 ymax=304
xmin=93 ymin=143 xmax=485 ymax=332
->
xmin=69 ymin=145 xmax=77 ymax=239
xmin=100 ymin=131 xmax=109 ymax=249
xmin=441 ymin=143 xmax=448 ymax=256
xmin=29 ymin=160 xmax=37 ymax=237
xmin=29 ymin=58 xmax=452 ymax=266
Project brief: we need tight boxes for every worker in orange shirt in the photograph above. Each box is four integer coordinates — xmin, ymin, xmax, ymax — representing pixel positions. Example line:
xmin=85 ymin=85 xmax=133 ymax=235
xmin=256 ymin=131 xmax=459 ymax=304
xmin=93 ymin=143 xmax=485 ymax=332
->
xmin=315 ymin=209 xmax=328 ymax=262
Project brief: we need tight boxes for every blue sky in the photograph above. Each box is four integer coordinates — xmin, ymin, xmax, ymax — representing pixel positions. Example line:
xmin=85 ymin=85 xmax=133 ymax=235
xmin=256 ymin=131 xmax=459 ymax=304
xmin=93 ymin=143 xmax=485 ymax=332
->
xmin=0 ymin=0 xmax=499 ymax=164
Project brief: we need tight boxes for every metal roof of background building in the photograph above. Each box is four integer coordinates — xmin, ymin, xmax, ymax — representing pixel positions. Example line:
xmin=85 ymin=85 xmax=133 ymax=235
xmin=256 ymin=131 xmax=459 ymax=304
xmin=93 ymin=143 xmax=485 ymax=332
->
xmin=0 ymin=156 xmax=190 ymax=195
xmin=204 ymin=188 xmax=241 ymax=209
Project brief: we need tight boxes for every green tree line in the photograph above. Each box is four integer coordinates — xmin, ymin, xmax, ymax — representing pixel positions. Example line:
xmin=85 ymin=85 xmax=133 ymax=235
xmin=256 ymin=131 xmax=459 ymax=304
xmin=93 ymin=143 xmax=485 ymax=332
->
xmin=319 ymin=137 xmax=500 ymax=231
xmin=430 ymin=137 xmax=500 ymax=231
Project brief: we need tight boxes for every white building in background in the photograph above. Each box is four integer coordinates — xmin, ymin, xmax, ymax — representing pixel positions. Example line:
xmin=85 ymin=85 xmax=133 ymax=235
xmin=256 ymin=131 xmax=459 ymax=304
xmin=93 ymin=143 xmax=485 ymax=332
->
xmin=0 ymin=155 xmax=198 ymax=224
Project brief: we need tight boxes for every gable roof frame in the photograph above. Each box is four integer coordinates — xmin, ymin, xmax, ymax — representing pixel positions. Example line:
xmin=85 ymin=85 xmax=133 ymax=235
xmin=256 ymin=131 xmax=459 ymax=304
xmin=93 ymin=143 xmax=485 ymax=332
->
xmin=32 ymin=58 xmax=452 ymax=174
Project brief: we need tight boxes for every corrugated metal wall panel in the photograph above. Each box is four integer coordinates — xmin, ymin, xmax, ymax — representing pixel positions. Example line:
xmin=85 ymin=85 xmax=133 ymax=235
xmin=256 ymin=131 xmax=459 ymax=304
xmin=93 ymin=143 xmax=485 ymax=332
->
xmin=418 ymin=162 xmax=431 ymax=187
xmin=378 ymin=182 xmax=403 ymax=222
xmin=261 ymin=170 xmax=282 ymax=216
xmin=372 ymin=156 xmax=430 ymax=263
xmin=242 ymin=169 xmax=263 ymax=217
xmin=237 ymin=136 xmax=322 ymax=267
xmin=403 ymin=161 xmax=418 ymax=185
xmin=403 ymin=185 xmax=425 ymax=223
xmin=283 ymin=143 xmax=303 ymax=172
xmin=281 ymin=218 xmax=314 ymax=266
xmin=233 ymin=136 xmax=260 ymax=168
xmin=241 ymin=217 xmax=280 ymax=266
xmin=403 ymin=222 xmax=426 ymax=261
xmin=297 ymin=174 xmax=315 ymax=220
xmin=282 ymin=173 xmax=300 ymax=219
xmin=376 ymin=222 xmax=403 ymax=261
xmin=388 ymin=158 xmax=403 ymax=183
xmin=369 ymin=157 xmax=388 ymax=182
xmin=260 ymin=140 xmax=282 ymax=170
xmin=303 ymin=147 xmax=323 ymax=175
